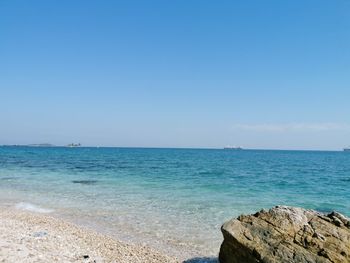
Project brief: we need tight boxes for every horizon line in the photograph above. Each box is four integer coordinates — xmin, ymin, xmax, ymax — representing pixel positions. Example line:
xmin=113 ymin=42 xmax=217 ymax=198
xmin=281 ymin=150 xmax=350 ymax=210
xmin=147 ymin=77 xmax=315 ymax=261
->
xmin=0 ymin=144 xmax=347 ymax=152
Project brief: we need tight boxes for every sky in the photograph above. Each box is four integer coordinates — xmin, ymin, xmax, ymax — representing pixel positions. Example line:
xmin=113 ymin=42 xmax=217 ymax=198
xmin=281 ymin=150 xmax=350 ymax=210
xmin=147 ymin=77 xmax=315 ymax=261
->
xmin=1 ymin=0 xmax=350 ymax=150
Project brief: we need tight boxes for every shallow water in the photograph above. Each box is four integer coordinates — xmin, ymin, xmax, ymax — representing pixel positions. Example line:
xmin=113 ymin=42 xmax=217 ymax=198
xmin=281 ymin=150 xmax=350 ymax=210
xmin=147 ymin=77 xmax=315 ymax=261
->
xmin=0 ymin=147 xmax=349 ymax=259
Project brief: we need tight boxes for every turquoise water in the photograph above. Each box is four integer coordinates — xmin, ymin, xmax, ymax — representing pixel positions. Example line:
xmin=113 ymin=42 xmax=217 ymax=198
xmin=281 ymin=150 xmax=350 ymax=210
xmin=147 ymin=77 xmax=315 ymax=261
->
xmin=0 ymin=147 xmax=349 ymax=259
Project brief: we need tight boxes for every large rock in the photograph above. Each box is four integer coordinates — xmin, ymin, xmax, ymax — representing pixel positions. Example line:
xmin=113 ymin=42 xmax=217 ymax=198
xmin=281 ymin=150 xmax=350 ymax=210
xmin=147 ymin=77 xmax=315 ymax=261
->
xmin=219 ymin=206 xmax=350 ymax=263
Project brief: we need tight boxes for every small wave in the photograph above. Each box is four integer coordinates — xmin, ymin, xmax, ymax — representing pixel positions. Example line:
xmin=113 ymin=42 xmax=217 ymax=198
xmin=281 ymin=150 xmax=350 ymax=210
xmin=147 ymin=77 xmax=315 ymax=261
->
xmin=15 ymin=202 xmax=54 ymax=213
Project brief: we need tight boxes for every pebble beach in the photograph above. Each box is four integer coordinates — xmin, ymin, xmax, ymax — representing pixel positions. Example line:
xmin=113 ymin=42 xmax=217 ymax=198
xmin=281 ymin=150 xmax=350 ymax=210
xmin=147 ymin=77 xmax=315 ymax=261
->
xmin=0 ymin=207 xmax=178 ymax=263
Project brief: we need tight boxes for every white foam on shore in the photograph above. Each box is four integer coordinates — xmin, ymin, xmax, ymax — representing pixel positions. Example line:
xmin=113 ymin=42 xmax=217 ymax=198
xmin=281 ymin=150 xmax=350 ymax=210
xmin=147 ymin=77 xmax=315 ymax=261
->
xmin=15 ymin=202 xmax=54 ymax=213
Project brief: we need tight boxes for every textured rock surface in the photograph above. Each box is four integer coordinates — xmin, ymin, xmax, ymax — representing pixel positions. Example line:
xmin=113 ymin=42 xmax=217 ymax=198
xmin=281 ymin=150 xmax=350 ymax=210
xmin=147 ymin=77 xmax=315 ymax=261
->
xmin=219 ymin=206 xmax=350 ymax=263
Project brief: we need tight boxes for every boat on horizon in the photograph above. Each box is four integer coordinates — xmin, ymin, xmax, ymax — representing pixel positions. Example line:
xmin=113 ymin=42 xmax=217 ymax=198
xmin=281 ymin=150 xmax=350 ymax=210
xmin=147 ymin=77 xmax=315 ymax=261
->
xmin=66 ymin=143 xmax=81 ymax=147
xmin=344 ymin=147 xmax=350 ymax=152
xmin=223 ymin=146 xmax=243 ymax=150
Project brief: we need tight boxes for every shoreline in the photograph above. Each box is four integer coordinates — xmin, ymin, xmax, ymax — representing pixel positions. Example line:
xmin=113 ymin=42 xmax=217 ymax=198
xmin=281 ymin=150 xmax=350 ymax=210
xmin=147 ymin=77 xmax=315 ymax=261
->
xmin=0 ymin=207 xmax=179 ymax=263
xmin=0 ymin=198 xmax=221 ymax=262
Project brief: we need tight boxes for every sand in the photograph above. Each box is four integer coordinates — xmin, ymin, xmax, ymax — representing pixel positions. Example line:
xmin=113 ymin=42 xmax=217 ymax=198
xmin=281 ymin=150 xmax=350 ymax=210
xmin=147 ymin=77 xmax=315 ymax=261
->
xmin=0 ymin=208 xmax=179 ymax=263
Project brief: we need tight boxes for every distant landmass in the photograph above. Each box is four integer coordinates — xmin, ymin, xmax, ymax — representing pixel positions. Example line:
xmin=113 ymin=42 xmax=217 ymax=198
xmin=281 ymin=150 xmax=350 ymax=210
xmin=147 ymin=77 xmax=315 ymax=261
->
xmin=1 ymin=143 xmax=82 ymax=147
xmin=27 ymin=143 xmax=56 ymax=147
xmin=1 ymin=143 xmax=56 ymax=147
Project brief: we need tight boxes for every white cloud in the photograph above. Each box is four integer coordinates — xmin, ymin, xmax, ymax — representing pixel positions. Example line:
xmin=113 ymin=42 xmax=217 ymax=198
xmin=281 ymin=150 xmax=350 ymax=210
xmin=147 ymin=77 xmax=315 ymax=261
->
xmin=231 ymin=122 xmax=350 ymax=132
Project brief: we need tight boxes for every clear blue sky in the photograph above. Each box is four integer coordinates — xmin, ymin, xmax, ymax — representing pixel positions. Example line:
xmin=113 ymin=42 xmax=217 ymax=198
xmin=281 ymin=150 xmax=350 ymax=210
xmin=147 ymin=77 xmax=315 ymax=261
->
xmin=1 ymin=0 xmax=349 ymax=150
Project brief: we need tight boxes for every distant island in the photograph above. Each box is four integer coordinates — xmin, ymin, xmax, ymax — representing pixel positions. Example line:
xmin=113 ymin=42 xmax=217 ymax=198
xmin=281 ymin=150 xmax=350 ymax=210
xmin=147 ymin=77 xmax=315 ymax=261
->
xmin=1 ymin=143 xmax=82 ymax=148
xmin=1 ymin=143 xmax=56 ymax=147
xmin=27 ymin=143 xmax=55 ymax=147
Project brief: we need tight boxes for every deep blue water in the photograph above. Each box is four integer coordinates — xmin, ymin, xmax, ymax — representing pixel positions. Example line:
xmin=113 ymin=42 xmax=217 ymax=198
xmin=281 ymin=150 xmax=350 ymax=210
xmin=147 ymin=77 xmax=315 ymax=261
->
xmin=0 ymin=146 xmax=349 ymax=258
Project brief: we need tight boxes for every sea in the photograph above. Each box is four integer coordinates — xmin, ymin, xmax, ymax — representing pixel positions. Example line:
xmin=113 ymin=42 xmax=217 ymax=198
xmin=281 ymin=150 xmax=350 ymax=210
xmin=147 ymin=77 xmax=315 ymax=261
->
xmin=0 ymin=146 xmax=349 ymax=261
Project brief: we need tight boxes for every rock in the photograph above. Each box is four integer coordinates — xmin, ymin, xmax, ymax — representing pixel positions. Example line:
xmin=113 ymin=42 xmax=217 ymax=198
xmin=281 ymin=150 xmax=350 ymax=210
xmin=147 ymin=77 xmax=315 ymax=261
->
xmin=329 ymin=211 xmax=350 ymax=227
xmin=72 ymin=180 xmax=98 ymax=185
xmin=219 ymin=206 xmax=350 ymax=263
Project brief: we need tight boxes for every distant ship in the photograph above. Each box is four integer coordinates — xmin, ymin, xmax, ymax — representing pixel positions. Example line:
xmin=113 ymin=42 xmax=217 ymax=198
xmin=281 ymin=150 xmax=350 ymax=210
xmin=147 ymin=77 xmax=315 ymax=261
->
xmin=344 ymin=147 xmax=350 ymax=152
xmin=66 ymin=143 xmax=81 ymax=147
xmin=223 ymin=146 xmax=243 ymax=150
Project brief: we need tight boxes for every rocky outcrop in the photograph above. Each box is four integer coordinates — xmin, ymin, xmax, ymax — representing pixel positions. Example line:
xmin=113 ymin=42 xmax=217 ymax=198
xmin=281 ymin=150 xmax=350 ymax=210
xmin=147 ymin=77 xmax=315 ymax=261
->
xmin=219 ymin=206 xmax=350 ymax=263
